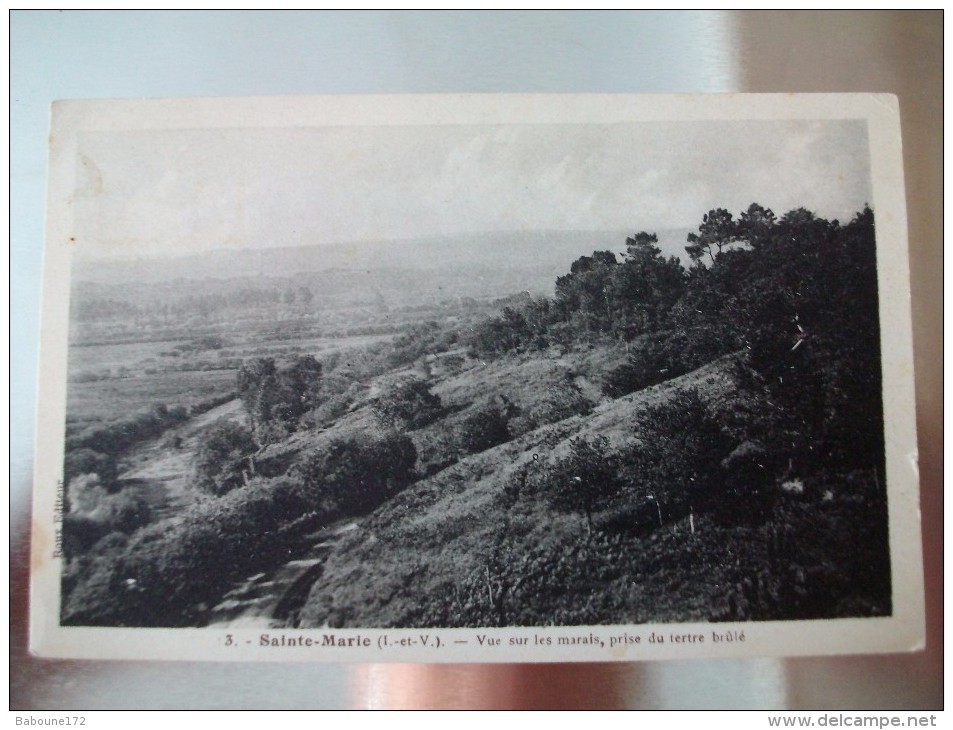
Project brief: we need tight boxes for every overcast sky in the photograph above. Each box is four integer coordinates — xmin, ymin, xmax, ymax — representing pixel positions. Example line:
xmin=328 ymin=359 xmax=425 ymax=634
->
xmin=73 ymin=118 xmax=871 ymax=260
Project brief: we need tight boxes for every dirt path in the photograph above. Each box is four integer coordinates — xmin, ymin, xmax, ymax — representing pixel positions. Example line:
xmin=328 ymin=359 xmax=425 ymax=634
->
xmin=202 ymin=521 xmax=359 ymax=628
xmin=116 ymin=398 xmax=246 ymax=520
xmin=112 ymin=396 xmax=351 ymax=628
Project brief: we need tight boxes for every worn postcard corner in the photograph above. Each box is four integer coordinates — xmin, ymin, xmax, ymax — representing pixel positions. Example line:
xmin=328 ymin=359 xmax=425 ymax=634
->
xmin=31 ymin=93 xmax=924 ymax=663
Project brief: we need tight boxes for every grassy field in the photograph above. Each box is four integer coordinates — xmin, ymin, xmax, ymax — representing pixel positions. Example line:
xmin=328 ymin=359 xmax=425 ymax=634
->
xmin=68 ymin=339 xmax=179 ymax=377
xmin=64 ymin=329 xmax=402 ymax=428
xmin=65 ymin=369 xmax=238 ymax=427
xmin=225 ymin=332 xmax=396 ymax=361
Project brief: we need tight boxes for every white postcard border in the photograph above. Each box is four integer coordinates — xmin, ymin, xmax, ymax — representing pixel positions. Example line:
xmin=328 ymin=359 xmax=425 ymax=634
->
xmin=30 ymin=93 xmax=924 ymax=663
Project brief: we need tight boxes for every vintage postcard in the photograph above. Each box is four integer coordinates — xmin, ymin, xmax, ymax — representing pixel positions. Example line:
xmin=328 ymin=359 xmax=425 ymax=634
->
xmin=30 ymin=94 xmax=924 ymax=662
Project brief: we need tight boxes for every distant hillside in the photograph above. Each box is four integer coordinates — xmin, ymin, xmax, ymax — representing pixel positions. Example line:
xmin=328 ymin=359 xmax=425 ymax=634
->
xmin=72 ymin=229 xmax=693 ymax=302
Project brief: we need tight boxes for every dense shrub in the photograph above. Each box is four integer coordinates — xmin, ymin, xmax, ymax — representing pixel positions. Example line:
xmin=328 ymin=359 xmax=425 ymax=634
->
xmin=509 ymin=381 xmax=593 ymax=436
xmin=311 ymin=389 xmax=353 ymax=427
xmin=62 ymin=476 xmax=153 ymax=558
xmin=385 ymin=321 xmax=443 ymax=368
xmin=66 ymin=403 xmax=191 ymax=455
xmin=62 ymin=477 xmax=316 ymax=626
xmin=192 ymin=421 xmax=258 ymax=496
xmin=529 ymin=435 xmax=620 ymax=536
xmin=62 ymin=513 xmax=107 ymax=558
xmin=61 ymin=531 xmax=129 ymax=599
xmin=188 ymin=391 xmax=238 ymax=417
xmin=63 ymin=448 xmax=118 ymax=489
xmin=410 ymin=399 xmax=514 ymax=477
xmin=469 ymin=306 xmax=540 ymax=357
xmin=712 ymin=481 xmax=891 ymax=622
xmin=616 ymin=388 xmax=735 ymax=527
xmin=601 ymin=337 xmax=676 ymax=398
xmin=457 ymin=401 xmax=512 ymax=455
xmin=237 ymin=355 xmax=322 ymax=438
xmin=175 ymin=335 xmax=231 ymax=352
xmin=372 ymin=378 xmax=443 ymax=430
xmin=295 ymin=430 xmax=418 ymax=515
xmin=411 ymin=428 xmax=461 ymax=477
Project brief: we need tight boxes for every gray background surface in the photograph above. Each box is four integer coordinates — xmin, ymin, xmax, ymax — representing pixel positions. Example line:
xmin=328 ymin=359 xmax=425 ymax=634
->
xmin=11 ymin=10 xmax=942 ymax=709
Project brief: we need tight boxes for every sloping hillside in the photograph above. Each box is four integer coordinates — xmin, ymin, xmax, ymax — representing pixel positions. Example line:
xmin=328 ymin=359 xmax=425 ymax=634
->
xmin=295 ymin=352 xmax=889 ymax=628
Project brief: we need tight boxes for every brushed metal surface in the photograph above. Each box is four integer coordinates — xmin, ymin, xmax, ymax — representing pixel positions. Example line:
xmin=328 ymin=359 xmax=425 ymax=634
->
xmin=10 ymin=10 xmax=941 ymax=709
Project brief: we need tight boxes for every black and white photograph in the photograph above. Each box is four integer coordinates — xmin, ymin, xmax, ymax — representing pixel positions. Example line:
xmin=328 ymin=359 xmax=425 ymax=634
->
xmin=31 ymin=94 xmax=923 ymax=662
